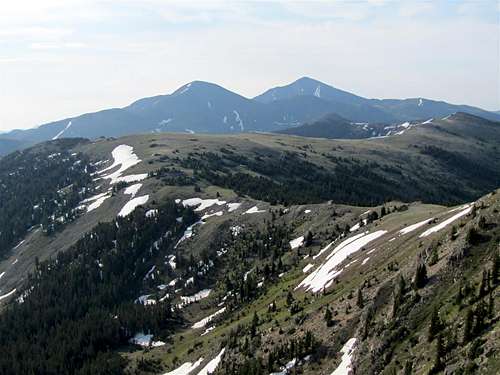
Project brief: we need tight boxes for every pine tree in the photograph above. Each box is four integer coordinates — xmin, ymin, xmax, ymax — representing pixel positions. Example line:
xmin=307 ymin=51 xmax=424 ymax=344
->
xmin=429 ymin=246 xmax=439 ymax=266
xmin=414 ymin=263 xmax=428 ymax=289
xmin=463 ymin=309 xmax=474 ymax=343
xmin=428 ymin=307 xmax=441 ymax=342
xmin=455 ymin=285 xmax=464 ymax=307
xmin=251 ymin=311 xmax=259 ymax=337
xmin=492 ymin=251 xmax=499 ymax=285
xmin=356 ymin=288 xmax=364 ymax=309
xmin=324 ymin=306 xmax=333 ymax=327
xmin=478 ymin=270 xmax=488 ymax=298
xmin=430 ymin=333 xmax=444 ymax=373
xmin=305 ymin=231 xmax=313 ymax=247
xmin=488 ymin=292 xmax=494 ymax=319
xmin=380 ymin=206 xmax=387 ymax=217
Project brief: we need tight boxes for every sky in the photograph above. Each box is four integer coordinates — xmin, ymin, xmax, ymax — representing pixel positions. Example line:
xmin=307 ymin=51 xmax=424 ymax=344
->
xmin=0 ymin=0 xmax=499 ymax=131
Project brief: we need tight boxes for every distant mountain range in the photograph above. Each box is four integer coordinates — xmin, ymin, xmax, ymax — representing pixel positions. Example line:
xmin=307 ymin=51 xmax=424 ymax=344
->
xmin=1 ymin=76 xmax=499 ymax=155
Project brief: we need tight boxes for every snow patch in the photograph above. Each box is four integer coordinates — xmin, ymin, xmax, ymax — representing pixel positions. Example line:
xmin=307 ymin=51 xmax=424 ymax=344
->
xmin=233 ymin=110 xmax=244 ymax=131
xmin=314 ymin=85 xmax=321 ymax=98
xmin=178 ymin=289 xmax=211 ymax=308
xmin=178 ymin=83 xmax=191 ymax=95
xmin=297 ymin=230 xmax=386 ymax=293
xmin=129 ymin=332 xmax=165 ymax=347
xmin=192 ymin=307 xmax=226 ymax=329
xmin=243 ymin=206 xmax=266 ymax=215
xmin=175 ymin=221 xmax=203 ymax=247
xmin=86 ymin=194 xmax=111 ymax=212
xmin=159 ymin=118 xmax=173 ymax=126
xmin=124 ymin=183 xmax=142 ymax=197
xmin=98 ymin=145 xmax=147 ymax=184
xmin=52 ymin=120 xmax=72 ymax=140
xmin=303 ymin=263 xmax=314 ymax=273
xmin=197 ymin=348 xmax=225 ymax=375
xmin=290 ymin=236 xmax=304 ymax=249
xmin=419 ymin=205 xmax=472 ymax=238
xmin=118 ymin=195 xmax=149 ymax=217
xmin=201 ymin=211 xmax=223 ymax=220
xmin=399 ymin=217 xmax=434 ymax=235
xmin=162 ymin=358 xmax=204 ymax=375
xmin=182 ymin=198 xmax=226 ymax=212
xmin=227 ymin=202 xmax=241 ymax=212
xmin=330 ymin=338 xmax=357 ymax=375
xmin=0 ymin=288 xmax=17 ymax=301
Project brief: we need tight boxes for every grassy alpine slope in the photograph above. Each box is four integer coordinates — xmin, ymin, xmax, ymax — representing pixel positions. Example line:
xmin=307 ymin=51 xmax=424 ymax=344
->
xmin=0 ymin=112 xmax=498 ymax=374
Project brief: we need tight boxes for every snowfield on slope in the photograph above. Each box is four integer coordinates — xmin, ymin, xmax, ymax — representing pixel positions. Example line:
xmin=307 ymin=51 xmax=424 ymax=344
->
xmin=297 ymin=230 xmax=387 ymax=293
xmin=192 ymin=307 xmax=226 ymax=329
xmin=52 ymin=120 xmax=72 ymax=140
xmin=98 ymin=145 xmax=147 ymax=184
xmin=162 ymin=358 xmax=204 ymax=375
xmin=162 ymin=348 xmax=225 ymax=375
xmin=178 ymin=289 xmax=212 ymax=308
xmin=197 ymin=348 xmax=225 ymax=375
xmin=182 ymin=198 xmax=226 ymax=211
xmin=419 ymin=205 xmax=472 ymax=238
xmin=399 ymin=217 xmax=434 ymax=235
xmin=124 ymin=183 xmax=142 ymax=197
xmin=331 ymin=338 xmax=357 ymax=375
xmin=290 ymin=236 xmax=304 ymax=249
xmin=118 ymin=195 xmax=149 ymax=217
xmin=243 ymin=206 xmax=266 ymax=214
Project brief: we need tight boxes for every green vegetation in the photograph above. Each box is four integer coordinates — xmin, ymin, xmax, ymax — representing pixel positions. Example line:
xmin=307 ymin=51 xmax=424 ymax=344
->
xmin=0 ymin=199 xmax=197 ymax=374
xmin=0 ymin=139 xmax=94 ymax=258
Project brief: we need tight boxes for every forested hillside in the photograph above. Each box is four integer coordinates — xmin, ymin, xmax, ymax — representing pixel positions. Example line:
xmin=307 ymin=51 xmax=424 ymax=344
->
xmin=0 ymin=139 xmax=95 ymax=258
xmin=0 ymin=199 xmax=197 ymax=374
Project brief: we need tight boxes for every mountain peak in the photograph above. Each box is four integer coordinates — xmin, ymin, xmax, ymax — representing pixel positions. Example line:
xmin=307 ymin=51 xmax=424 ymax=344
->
xmin=292 ymin=76 xmax=324 ymax=85
xmin=172 ymin=80 xmax=228 ymax=96
xmin=253 ymin=76 xmax=368 ymax=106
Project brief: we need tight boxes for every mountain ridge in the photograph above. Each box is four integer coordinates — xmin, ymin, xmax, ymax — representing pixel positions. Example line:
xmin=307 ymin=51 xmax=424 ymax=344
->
xmin=1 ymin=77 xmax=499 ymax=155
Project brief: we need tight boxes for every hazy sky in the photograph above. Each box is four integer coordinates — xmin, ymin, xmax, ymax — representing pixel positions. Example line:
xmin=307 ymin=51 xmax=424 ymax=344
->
xmin=1 ymin=0 xmax=499 ymax=131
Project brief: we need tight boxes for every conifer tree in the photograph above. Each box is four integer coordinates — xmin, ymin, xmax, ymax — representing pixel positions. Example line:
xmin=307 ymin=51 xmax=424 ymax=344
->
xmin=492 ymin=251 xmax=499 ymax=285
xmin=463 ymin=309 xmax=474 ymax=343
xmin=305 ymin=231 xmax=313 ymax=247
xmin=431 ymin=334 xmax=444 ymax=373
xmin=414 ymin=263 xmax=428 ymax=289
xmin=356 ymin=288 xmax=364 ymax=309
xmin=478 ymin=270 xmax=488 ymax=298
xmin=428 ymin=307 xmax=441 ymax=342
xmin=251 ymin=311 xmax=259 ymax=337
xmin=488 ymin=292 xmax=494 ymax=319
xmin=324 ymin=306 xmax=333 ymax=327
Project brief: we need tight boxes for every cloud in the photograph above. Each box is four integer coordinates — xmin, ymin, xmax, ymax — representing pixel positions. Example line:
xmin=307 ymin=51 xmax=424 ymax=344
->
xmin=398 ymin=2 xmax=435 ymax=17
xmin=30 ymin=42 xmax=86 ymax=50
